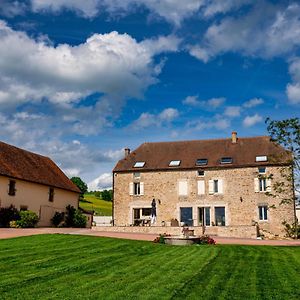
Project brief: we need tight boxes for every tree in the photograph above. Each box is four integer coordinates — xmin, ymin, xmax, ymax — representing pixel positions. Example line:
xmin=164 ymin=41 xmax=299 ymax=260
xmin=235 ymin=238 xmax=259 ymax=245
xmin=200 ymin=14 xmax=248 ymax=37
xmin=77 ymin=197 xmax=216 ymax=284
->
xmin=101 ymin=189 xmax=113 ymax=201
xmin=265 ymin=117 xmax=300 ymax=238
xmin=70 ymin=177 xmax=88 ymax=198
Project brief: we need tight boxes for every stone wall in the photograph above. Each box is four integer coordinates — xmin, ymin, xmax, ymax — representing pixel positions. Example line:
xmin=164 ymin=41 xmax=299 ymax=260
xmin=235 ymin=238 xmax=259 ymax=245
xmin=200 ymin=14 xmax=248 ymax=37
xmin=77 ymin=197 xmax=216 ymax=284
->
xmin=113 ymin=166 xmax=295 ymax=237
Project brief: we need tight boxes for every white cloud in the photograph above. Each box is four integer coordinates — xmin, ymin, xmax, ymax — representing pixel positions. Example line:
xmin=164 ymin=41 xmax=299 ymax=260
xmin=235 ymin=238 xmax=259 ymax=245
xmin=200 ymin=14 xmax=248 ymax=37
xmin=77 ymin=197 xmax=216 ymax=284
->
xmin=243 ymin=97 xmax=264 ymax=108
xmin=243 ymin=114 xmax=263 ymax=127
xmin=187 ymin=117 xmax=230 ymax=131
xmin=0 ymin=21 xmax=179 ymax=109
xmin=88 ymin=173 xmax=113 ymax=191
xmin=0 ymin=1 xmax=27 ymax=17
xmin=190 ymin=3 xmax=300 ymax=62
xmin=224 ymin=106 xmax=241 ymax=117
xmin=286 ymin=58 xmax=300 ymax=104
xmin=182 ymin=95 xmax=225 ymax=108
xmin=31 ymin=0 xmax=205 ymax=25
xmin=131 ymin=107 xmax=179 ymax=129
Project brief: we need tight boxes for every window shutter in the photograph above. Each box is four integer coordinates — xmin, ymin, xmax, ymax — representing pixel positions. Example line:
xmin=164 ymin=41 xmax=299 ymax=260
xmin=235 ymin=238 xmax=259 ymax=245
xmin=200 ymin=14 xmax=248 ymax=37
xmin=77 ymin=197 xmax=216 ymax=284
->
xmin=129 ymin=182 xmax=134 ymax=195
xmin=140 ymin=182 xmax=144 ymax=195
xmin=197 ymin=180 xmax=205 ymax=195
xmin=179 ymin=181 xmax=188 ymax=196
xmin=254 ymin=178 xmax=259 ymax=193
xmin=266 ymin=179 xmax=272 ymax=192
xmin=218 ymin=179 xmax=223 ymax=194
xmin=208 ymin=180 xmax=214 ymax=194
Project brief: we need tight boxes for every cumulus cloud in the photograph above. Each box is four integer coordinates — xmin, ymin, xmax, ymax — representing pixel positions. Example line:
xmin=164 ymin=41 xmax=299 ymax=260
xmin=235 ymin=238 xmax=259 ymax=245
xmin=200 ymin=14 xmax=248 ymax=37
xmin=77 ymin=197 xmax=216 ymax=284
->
xmin=187 ymin=117 xmax=230 ymax=131
xmin=243 ymin=114 xmax=263 ymax=127
xmin=190 ymin=3 xmax=300 ymax=62
xmin=182 ymin=95 xmax=225 ymax=109
xmin=243 ymin=97 xmax=264 ymax=108
xmin=286 ymin=58 xmax=300 ymax=104
xmin=0 ymin=21 xmax=179 ymax=109
xmin=131 ymin=108 xmax=179 ymax=129
xmin=88 ymin=173 xmax=113 ymax=191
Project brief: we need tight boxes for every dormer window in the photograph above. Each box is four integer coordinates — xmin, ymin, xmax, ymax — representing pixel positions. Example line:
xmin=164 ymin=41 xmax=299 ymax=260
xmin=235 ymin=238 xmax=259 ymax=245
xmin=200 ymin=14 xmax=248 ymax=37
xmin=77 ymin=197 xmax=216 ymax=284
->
xmin=256 ymin=156 xmax=267 ymax=162
xmin=258 ymin=167 xmax=266 ymax=174
xmin=196 ymin=159 xmax=208 ymax=166
xmin=133 ymin=162 xmax=145 ymax=168
xmin=169 ymin=160 xmax=181 ymax=167
xmin=220 ymin=157 xmax=233 ymax=164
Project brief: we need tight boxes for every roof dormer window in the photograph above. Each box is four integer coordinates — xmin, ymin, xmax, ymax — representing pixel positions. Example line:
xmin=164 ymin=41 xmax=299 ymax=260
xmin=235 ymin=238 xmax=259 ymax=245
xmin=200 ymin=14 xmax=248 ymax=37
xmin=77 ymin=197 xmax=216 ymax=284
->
xmin=256 ymin=156 xmax=267 ymax=162
xmin=133 ymin=161 xmax=145 ymax=168
xmin=169 ymin=160 xmax=181 ymax=167
xmin=196 ymin=158 xmax=208 ymax=166
xmin=220 ymin=157 xmax=233 ymax=164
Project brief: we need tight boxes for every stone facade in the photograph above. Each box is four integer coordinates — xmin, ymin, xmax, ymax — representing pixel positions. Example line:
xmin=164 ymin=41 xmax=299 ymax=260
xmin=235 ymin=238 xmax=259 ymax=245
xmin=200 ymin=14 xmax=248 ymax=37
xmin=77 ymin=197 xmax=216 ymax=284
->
xmin=113 ymin=165 xmax=294 ymax=238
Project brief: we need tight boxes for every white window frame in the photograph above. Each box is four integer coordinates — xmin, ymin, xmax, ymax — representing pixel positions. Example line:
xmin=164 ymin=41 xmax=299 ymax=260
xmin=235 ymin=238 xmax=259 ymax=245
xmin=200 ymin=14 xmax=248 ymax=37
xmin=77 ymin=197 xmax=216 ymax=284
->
xmin=129 ymin=182 xmax=144 ymax=196
xmin=133 ymin=161 xmax=145 ymax=168
xmin=209 ymin=179 xmax=223 ymax=194
xmin=256 ymin=156 xmax=268 ymax=162
xmin=169 ymin=160 xmax=181 ymax=167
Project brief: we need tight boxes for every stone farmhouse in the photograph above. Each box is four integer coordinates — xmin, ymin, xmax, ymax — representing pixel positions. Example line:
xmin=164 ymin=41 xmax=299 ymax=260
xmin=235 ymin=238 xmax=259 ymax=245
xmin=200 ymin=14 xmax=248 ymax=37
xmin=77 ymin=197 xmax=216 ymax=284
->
xmin=113 ymin=132 xmax=296 ymax=238
xmin=0 ymin=141 xmax=80 ymax=226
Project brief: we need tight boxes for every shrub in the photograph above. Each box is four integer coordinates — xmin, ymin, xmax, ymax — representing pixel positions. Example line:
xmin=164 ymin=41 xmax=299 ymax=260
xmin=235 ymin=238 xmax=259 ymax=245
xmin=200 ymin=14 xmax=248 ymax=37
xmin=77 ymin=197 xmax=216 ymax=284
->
xmin=0 ymin=205 xmax=20 ymax=227
xmin=65 ymin=205 xmax=76 ymax=227
xmin=51 ymin=212 xmax=65 ymax=227
xmin=16 ymin=211 xmax=39 ymax=228
xmin=153 ymin=233 xmax=171 ymax=244
xmin=73 ymin=210 xmax=87 ymax=228
xmin=282 ymin=221 xmax=300 ymax=239
xmin=197 ymin=235 xmax=216 ymax=245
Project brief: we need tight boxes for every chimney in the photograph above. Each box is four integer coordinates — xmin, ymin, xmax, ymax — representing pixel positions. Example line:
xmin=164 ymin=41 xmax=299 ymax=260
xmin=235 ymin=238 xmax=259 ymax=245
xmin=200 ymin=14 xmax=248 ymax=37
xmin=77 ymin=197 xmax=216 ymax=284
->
xmin=231 ymin=131 xmax=237 ymax=144
xmin=124 ymin=148 xmax=130 ymax=157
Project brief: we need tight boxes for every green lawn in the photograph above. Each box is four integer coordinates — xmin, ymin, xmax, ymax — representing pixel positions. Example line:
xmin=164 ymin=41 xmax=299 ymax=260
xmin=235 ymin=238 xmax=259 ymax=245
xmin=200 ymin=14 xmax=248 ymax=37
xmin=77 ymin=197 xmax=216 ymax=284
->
xmin=79 ymin=194 xmax=112 ymax=215
xmin=0 ymin=235 xmax=299 ymax=299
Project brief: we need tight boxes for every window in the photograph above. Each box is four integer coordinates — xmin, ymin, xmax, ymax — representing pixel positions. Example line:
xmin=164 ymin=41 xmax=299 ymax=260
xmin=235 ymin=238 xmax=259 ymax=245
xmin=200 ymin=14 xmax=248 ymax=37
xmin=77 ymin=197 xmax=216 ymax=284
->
xmin=49 ymin=187 xmax=54 ymax=202
xmin=259 ymin=178 xmax=267 ymax=192
xmin=178 ymin=181 xmax=188 ymax=196
xmin=129 ymin=182 xmax=144 ymax=195
xmin=169 ymin=160 xmax=181 ymax=167
xmin=209 ymin=179 xmax=223 ymax=194
xmin=258 ymin=167 xmax=266 ymax=174
xmin=258 ymin=205 xmax=268 ymax=221
xmin=133 ymin=207 xmax=151 ymax=225
xmin=133 ymin=161 xmax=145 ymax=168
xmin=214 ymin=180 xmax=218 ymax=193
xmin=133 ymin=172 xmax=141 ymax=179
xmin=142 ymin=208 xmax=151 ymax=216
xmin=256 ymin=156 xmax=268 ymax=162
xmin=180 ymin=207 xmax=193 ymax=226
xmin=215 ymin=207 xmax=226 ymax=226
xmin=8 ymin=180 xmax=16 ymax=196
xmin=199 ymin=207 xmax=210 ymax=226
xmin=197 ymin=170 xmax=205 ymax=176
xmin=220 ymin=157 xmax=233 ymax=164
xmin=254 ymin=178 xmax=271 ymax=193
xmin=196 ymin=158 xmax=208 ymax=166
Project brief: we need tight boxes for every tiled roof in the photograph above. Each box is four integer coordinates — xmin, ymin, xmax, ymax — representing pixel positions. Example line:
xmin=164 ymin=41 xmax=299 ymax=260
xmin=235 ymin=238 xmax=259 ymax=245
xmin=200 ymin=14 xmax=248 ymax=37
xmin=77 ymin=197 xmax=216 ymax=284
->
xmin=0 ymin=141 xmax=80 ymax=193
xmin=113 ymin=136 xmax=291 ymax=172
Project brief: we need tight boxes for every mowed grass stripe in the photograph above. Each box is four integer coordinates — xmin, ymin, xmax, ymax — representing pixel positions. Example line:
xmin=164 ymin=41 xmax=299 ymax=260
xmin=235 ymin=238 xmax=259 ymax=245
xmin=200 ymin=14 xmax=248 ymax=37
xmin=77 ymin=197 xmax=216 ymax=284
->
xmin=0 ymin=235 xmax=299 ymax=300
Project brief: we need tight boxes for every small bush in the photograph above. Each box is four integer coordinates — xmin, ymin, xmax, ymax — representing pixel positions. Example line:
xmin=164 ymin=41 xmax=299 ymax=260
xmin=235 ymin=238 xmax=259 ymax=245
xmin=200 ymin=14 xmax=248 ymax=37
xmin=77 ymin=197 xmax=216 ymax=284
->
xmin=51 ymin=212 xmax=65 ymax=227
xmin=9 ymin=220 xmax=19 ymax=228
xmin=197 ymin=235 xmax=216 ymax=245
xmin=153 ymin=233 xmax=171 ymax=244
xmin=0 ymin=205 xmax=20 ymax=227
xmin=282 ymin=221 xmax=300 ymax=239
xmin=16 ymin=211 xmax=39 ymax=228
xmin=73 ymin=210 xmax=87 ymax=228
xmin=65 ymin=205 xmax=76 ymax=227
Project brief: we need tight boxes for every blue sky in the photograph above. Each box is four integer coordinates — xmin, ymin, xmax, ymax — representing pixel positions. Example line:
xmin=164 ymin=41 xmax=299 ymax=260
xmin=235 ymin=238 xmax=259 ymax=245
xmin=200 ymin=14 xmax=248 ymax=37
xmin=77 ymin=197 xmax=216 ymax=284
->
xmin=0 ymin=0 xmax=299 ymax=189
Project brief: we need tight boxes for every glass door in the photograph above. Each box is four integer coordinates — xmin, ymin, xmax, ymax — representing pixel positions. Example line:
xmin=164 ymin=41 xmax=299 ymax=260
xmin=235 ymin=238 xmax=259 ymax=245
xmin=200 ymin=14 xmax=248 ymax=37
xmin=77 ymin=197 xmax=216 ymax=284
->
xmin=180 ymin=207 xmax=193 ymax=226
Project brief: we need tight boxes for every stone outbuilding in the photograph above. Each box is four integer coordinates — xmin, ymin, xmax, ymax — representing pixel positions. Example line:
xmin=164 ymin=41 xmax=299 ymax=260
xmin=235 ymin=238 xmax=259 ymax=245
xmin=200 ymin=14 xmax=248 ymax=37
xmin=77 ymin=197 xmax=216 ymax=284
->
xmin=0 ymin=141 xmax=80 ymax=226
xmin=113 ymin=132 xmax=296 ymax=238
